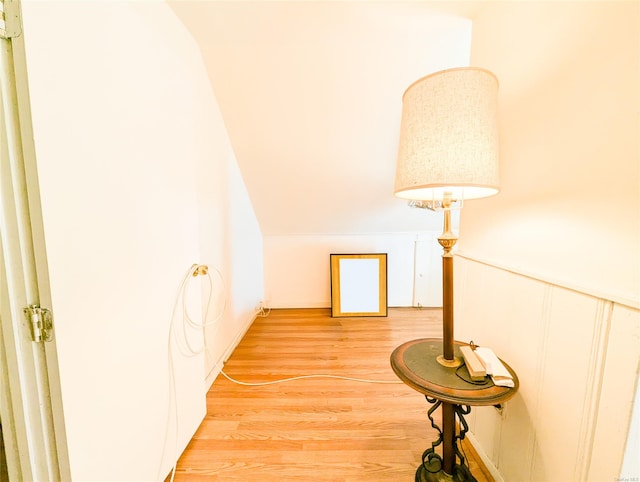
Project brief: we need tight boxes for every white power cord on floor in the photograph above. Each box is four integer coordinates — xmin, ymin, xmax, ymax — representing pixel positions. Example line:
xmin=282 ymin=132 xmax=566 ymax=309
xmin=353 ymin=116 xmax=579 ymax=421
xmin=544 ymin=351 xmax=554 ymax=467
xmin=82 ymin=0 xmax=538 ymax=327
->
xmin=217 ymin=364 xmax=402 ymax=386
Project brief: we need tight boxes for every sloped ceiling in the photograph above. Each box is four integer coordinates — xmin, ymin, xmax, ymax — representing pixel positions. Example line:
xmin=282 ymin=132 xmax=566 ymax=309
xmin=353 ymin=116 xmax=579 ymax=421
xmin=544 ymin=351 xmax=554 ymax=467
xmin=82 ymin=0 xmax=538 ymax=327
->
xmin=169 ymin=1 xmax=482 ymax=235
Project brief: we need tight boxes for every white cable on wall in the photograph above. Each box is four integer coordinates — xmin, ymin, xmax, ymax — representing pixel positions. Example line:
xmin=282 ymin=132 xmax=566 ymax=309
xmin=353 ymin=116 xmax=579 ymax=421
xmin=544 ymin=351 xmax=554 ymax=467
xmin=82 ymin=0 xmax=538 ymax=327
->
xmin=157 ymin=264 xmax=194 ymax=482
xmin=175 ymin=266 xmax=226 ymax=360
xmin=158 ymin=263 xmax=221 ymax=482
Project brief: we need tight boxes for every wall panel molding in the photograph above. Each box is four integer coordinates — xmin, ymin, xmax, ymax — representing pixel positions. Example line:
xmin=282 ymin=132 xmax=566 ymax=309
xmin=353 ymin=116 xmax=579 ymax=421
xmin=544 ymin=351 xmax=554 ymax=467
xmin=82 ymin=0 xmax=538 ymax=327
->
xmin=575 ymin=300 xmax=613 ymax=480
xmin=527 ymin=283 xmax=553 ymax=480
xmin=456 ymin=251 xmax=639 ymax=310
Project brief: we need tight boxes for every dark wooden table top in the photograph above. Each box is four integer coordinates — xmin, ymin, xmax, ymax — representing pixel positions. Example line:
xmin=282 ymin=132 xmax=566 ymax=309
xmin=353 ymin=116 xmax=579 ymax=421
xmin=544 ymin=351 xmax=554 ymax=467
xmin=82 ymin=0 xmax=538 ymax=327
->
xmin=390 ymin=338 xmax=519 ymax=406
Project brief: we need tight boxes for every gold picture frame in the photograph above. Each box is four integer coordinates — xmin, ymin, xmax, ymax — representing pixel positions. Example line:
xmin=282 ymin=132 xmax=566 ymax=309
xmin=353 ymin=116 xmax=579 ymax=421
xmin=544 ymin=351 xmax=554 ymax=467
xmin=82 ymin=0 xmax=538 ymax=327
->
xmin=330 ymin=253 xmax=388 ymax=317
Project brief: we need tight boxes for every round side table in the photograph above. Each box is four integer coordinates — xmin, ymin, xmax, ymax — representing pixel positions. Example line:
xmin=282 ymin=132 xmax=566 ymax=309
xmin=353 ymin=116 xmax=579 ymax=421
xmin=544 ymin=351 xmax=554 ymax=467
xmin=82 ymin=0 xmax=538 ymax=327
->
xmin=390 ymin=338 xmax=519 ymax=482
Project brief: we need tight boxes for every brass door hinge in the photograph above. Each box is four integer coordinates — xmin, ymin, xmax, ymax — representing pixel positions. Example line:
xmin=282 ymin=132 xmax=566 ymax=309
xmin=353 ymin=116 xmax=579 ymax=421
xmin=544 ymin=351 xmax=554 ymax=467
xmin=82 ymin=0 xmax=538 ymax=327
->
xmin=0 ymin=0 xmax=22 ymax=39
xmin=24 ymin=304 xmax=54 ymax=342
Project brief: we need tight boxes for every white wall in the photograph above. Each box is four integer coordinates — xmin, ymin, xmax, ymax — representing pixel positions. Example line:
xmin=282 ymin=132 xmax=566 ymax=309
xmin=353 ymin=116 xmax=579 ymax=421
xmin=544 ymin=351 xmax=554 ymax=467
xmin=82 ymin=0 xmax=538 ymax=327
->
xmin=455 ymin=2 xmax=639 ymax=480
xmin=197 ymin=138 xmax=264 ymax=384
xmin=264 ymin=231 xmax=445 ymax=309
xmin=191 ymin=42 xmax=264 ymax=383
xmin=22 ymin=1 xmax=263 ymax=481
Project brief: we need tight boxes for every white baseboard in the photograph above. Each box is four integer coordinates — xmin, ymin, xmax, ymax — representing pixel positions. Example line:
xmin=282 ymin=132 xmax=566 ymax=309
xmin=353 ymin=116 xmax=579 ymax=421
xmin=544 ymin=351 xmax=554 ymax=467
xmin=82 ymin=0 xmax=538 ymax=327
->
xmin=268 ymin=301 xmax=330 ymax=309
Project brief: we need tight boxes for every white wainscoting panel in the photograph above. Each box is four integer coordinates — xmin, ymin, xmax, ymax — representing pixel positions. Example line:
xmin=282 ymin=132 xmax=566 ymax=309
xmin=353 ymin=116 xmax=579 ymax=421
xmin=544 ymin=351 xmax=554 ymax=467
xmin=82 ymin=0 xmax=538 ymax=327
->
xmin=587 ymin=303 xmax=640 ymax=480
xmin=454 ymin=255 xmax=639 ymax=481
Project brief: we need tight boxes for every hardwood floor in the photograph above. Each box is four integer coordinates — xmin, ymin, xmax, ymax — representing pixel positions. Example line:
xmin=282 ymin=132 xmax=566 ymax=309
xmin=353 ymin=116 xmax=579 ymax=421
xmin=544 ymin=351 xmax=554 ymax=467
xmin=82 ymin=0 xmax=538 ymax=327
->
xmin=169 ymin=308 xmax=494 ymax=481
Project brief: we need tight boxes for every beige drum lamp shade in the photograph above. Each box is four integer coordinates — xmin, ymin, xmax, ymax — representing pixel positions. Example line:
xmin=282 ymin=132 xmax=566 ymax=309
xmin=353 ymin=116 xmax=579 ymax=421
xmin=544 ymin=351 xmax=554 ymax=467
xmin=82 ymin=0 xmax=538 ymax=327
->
xmin=394 ymin=67 xmax=500 ymax=202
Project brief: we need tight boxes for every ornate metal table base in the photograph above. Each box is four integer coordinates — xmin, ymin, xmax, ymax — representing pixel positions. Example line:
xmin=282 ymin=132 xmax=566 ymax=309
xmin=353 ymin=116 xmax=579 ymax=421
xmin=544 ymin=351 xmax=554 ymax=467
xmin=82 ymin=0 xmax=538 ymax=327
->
xmin=415 ymin=396 xmax=477 ymax=482
xmin=416 ymin=463 xmax=476 ymax=482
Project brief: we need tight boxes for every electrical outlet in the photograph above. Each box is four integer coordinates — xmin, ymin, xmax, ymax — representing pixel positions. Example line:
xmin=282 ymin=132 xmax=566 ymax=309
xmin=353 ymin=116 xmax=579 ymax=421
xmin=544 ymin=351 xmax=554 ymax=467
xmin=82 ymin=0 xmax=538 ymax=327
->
xmin=192 ymin=264 xmax=208 ymax=277
xmin=255 ymin=300 xmax=271 ymax=317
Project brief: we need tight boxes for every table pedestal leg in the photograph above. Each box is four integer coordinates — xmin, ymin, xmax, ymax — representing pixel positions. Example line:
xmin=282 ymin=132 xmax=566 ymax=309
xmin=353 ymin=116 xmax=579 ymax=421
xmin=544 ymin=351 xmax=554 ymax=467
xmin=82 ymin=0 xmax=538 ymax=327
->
xmin=442 ymin=402 xmax=455 ymax=474
xmin=415 ymin=397 xmax=477 ymax=482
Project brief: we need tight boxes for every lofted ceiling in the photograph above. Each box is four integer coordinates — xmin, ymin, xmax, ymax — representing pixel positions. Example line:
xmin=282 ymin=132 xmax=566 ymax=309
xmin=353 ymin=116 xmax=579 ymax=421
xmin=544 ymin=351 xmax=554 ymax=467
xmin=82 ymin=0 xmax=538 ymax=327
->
xmin=169 ymin=1 xmax=484 ymax=235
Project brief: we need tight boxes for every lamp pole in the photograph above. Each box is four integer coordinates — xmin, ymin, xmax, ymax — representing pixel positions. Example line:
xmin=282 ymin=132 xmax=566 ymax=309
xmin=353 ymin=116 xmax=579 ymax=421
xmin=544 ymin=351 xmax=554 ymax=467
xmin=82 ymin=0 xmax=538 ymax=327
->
xmin=436 ymin=194 xmax=460 ymax=368
xmin=435 ymin=194 xmax=461 ymax=477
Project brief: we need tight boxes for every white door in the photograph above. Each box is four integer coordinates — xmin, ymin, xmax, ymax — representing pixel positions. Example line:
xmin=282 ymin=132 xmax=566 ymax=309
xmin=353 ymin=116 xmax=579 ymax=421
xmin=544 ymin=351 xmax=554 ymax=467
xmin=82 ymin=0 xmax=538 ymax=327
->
xmin=413 ymin=235 xmax=443 ymax=308
xmin=0 ymin=1 xmax=70 ymax=479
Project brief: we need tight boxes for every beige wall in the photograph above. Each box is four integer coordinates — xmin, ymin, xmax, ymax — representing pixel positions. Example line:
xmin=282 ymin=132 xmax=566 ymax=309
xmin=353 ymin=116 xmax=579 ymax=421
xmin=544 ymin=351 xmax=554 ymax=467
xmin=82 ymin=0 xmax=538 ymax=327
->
xmin=456 ymin=2 xmax=639 ymax=480
xmin=463 ymin=1 xmax=639 ymax=305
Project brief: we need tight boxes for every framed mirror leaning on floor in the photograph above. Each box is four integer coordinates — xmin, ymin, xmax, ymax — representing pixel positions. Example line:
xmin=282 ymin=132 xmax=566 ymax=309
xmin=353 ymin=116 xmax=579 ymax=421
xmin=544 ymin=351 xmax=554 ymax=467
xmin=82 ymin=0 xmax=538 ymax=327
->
xmin=330 ymin=253 xmax=388 ymax=317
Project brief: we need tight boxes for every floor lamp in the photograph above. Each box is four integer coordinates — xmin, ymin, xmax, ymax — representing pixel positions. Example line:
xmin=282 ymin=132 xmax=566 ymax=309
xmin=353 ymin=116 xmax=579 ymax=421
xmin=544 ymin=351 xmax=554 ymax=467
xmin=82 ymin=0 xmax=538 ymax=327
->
xmin=393 ymin=67 xmax=500 ymax=478
xmin=394 ymin=66 xmax=500 ymax=365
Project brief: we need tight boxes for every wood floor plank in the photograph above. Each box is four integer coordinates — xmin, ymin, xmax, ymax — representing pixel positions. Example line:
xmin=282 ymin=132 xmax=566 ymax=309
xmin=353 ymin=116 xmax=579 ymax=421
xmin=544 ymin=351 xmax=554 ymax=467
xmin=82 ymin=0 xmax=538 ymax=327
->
xmin=168 ymin=308 xmax=494 ymax=481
